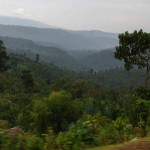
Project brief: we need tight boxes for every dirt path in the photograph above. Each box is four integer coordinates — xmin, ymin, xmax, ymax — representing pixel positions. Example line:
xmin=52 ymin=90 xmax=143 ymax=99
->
xmin=117 ymin=140 xmax=150 ymax=150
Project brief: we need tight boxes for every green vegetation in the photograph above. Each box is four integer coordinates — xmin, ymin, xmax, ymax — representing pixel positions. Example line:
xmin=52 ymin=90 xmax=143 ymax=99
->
xmin=0 ymin=30 xmax=150 ymax=150
xmin=115 ymin=29 xmax=150 ymax=87
xmin=0 ymin=40 xmax=9 ymax=72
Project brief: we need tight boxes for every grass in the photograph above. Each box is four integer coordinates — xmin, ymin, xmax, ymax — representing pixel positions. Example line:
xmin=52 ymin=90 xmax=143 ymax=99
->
xmin=87 ymin=144 xmax=122 ymax=150
xmin=87 ymin=137 xmax=150 ymax=150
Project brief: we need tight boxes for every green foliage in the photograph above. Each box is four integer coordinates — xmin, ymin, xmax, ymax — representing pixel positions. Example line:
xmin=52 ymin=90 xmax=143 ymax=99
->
xmin=31 ymin=99 xmax=49 ymax=134
xmin=136 ymin=99 xmax=150 ymax=136
xmin=84 ymin=98 xmax=99 ymax=115
xmin=54 ymin=115 xmax=100 ymax=149
xmin=26 ymin=135 xmax=43 ymax=150
xmin=0 ymin=40 xmax=9 ymax=72
xmin=31 ymin=91 xmax=84 ymax=134
xmin=0 ymin=39 xmax=150 ymax=149
xmin=0 ymin=130 xmax=7 ymax=150
xmin=43 ymin=128 xmax=57 ymax=150
xmin=136 ymin=87 xmax=150 ymax=100
xmin=0 ymin=131 xmax=43 ymax=150
xmin=54 ymin=114 xmax=122 ymax=148
xmin=115 ymin=30 xmax=150 ymax=70
xmin=98 ymin=124 xmax=120 ymax=145
xmin=21 ymin=70 xmax=34 ymax=93
xmin=0 ymin=73 xmax=8 ymax=92
xmin=115 ymin=30 xmax=150 ymax=87
xmin=69 ymin=79 xmax=88 ymax=99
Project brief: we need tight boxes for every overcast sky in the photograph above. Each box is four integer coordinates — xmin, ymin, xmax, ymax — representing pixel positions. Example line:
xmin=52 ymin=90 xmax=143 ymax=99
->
xmin=0 ymin=0 xmax=149 ymax=32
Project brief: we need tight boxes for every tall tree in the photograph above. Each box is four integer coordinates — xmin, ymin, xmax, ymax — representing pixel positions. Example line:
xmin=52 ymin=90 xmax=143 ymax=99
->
xmin=0 ymin=40 xmax=9 ymax=72
xmin=114 ymin=30 xmax=150 ymax=88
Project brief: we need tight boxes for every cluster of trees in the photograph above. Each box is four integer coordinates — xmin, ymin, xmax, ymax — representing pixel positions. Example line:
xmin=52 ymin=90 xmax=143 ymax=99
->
xmin=115 ymin=29 xmax=150 ymax=88
xmin=0 ymin=30 xmax=150 ymax=150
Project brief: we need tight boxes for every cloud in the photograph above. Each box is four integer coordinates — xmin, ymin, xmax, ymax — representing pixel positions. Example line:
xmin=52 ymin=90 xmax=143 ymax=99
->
xmin=13 ymin=8 xmax=24 ymax=14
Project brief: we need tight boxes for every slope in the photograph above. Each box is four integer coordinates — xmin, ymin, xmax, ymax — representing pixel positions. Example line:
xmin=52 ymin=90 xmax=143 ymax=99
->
xmin=0 ymin=36 xmax=80 ymax=70
xmin=82 ymin=48 xmax=123 ymax=70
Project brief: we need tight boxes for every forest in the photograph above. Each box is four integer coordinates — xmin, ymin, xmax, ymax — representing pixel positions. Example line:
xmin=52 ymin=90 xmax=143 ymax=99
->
xmin=0 ymin=30 xmax=150 ymax=150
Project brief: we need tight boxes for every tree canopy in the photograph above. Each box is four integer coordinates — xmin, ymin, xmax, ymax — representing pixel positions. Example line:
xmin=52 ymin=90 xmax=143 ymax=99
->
xmin=0 ymin=40 xmax=9 ymax=72
xmin=114 ymin=29 xmax=150 ymax=88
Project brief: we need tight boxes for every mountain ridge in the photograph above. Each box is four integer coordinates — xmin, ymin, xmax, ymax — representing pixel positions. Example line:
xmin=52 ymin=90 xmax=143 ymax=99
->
xmin=0 ymin=36 xmax=81 ymax=70
xmin=0 ymin=24 xmax=118 ymax=50
xmin=0 ymin=16 xmax=119 ymax=50
xmin=0 ymin=16 xmax=56 ymax=28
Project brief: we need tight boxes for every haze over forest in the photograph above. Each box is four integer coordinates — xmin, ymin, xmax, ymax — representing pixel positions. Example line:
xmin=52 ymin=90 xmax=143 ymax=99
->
xmin=0 ymin=16 xmax=122 ymax=70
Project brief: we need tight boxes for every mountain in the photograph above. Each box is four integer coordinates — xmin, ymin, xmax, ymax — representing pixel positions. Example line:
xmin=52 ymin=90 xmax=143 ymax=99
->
xmin=0 ymin=36 xmax=81 ymax=70
xmin=82 ymin=48 xmax=123 ymax=70
xmin=67 ymin=48 xmax=123 ymax=70
xmin=69 ymin=30 xmax=118 ymax=39
xmin=0 ymin=36 xmax=122 ymax=71
xmin=0 ymin=16 xmax=54 ymax=28
xmin=0 ymin=24 xmax=118 ymax=50
xmin=68 ymin=50 xmax=98 ymax=61
xmin=0 ymin=16 xmax=121 ymax=70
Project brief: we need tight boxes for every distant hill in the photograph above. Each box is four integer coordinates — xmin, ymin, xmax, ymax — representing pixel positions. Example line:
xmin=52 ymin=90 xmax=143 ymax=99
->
xmin=82 ymin=48 xmax=123 ymax=70
xmin=68 ymin=50 xmax=98 ymax=62
xmin=0 ymin=16 xmax=121 ymax=70
xmin=0 ymin=24 xmax=118 ymax=50
xmin=0 ymin=36 xmax=122 ymax=71
xmin=67 ymin=48 xmax=123 ymax=70
xmin=0 ymin=36 xmax=81 ymax=70
xmin=0 ymin=16 xmax=54 ymax=28
xmin=69 ymin=30 xmax=118 ymax=39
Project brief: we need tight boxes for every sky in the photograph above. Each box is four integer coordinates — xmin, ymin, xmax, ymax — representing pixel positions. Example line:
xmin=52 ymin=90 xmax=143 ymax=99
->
xmin=0 ymin=0 xmax=149 ymax=32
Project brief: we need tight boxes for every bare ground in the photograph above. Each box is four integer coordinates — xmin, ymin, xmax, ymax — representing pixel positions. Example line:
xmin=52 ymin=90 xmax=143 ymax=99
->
xmin=117 ymin=140 xmax=150 ymax=150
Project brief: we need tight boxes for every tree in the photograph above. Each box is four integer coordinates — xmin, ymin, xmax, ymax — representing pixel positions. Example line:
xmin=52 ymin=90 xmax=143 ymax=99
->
xmin=46 ymin=91 xmax=78 ymax=132
xmin=35 ymin=54 xmax=40 ymax=63
xmin=32 ymin=91 xmax=83 ymax=134
xmin=69 ymin=79 xmax=88 ymax=99
xmin=21 ymin=70 xmax=34 ymax=92
xmin=114 ymin=29 xmax=150 ymax=88
xmin=0 ymin=40 xmax=9 ymax=72
xmin=136 ymin=99 xmax=150 ymax=136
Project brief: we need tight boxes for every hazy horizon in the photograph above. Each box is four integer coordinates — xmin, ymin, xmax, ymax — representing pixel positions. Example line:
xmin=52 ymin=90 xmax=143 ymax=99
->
xmin=0 ymin=0 xmax=150 ymax=33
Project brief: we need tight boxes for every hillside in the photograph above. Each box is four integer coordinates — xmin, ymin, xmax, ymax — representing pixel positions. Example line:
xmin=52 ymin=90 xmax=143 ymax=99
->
xmin=0 ymin=49 xmax=149 ymax=150
xmin=68 ymin=50 xmax=98 ymax=61
xmin=0 ymin=16 xmax=53 ymax=28
xmin=0 ymin=17 xmax=120 ymax=70
xmin=82 ymin=48 xmax=123 ymax=70
xmin=8 ymin=53 xmax=146 ymax=89
xmin=0 ymin=36 xmax=122 ymax=70
xmin=0 ymin=36 xmax=81 ymax=70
